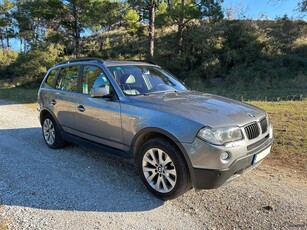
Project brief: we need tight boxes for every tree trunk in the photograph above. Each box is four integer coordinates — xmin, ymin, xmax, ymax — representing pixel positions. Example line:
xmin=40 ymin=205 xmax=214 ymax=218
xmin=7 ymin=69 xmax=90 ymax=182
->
xmin=147 ymin=0 xmax=155 ymax=62
xmin=72 ymin=1 xmax=80 ymax=58
xmin=177 ymin=24 xmax=183 ymax=54
xmin=167 ymin=0 xmax=171 ymax=8
xmin=99 ymin=37 xmax=104 ymax=52
xmin=20 ymin=38 xmax=23 ymax=53
xmin=177 ymin=0 xmax=186 ymax=54
xmin=75 ymin=34 xmax=80 ymax=58
xmin=5 ymin=28 xmax=10 ymax=48
xmin=0 ymin=33 xmax=4 ymax=49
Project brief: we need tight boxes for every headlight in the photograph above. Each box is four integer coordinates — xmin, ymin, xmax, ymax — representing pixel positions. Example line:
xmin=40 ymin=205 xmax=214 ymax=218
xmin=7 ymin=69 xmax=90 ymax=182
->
xmin=197 ymin=126 xmax=243 ymax=145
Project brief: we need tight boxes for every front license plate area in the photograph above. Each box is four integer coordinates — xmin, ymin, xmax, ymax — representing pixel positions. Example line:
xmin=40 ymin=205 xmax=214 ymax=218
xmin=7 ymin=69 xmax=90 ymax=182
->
xmin=253 ymin=146 xmax=271 ymax=164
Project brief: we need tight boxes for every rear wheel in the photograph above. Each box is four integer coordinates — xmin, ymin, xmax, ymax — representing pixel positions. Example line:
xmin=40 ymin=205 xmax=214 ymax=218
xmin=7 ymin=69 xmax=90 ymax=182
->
xmin=137 ymin=137 xmax=191 ymax=200
xmin=42 ymin=114 xmax=65 ymax=149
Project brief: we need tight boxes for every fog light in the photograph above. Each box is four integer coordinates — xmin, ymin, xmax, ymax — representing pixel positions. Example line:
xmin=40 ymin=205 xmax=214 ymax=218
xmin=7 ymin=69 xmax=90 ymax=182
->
xmin=220 ymin=152 xmax=229 ymax=161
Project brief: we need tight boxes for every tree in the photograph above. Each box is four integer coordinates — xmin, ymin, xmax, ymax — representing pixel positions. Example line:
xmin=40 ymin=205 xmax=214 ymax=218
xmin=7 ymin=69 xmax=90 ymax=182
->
xmin=200 ymin=0 xmax=224 ymax=20
xmin=157 ymin=0 xmax=223 ymax=54
xmin=127 ymin=0 xmax=157 ymax=61
xmin=124 ymin=9 xmax=140 ymax=34
xmin=298 ymin=0 xmax=306 ymax=13
xmin=128 ymin=0 xmax=148 ymax=21
xmin=89 ymin=0 xmax=124 ymax=32
xmin=13 ymin=0 xmax=56 ymax=51
xmin=127 ymin=0 xmax=173 ymax=61
xmin=15 ymin=0 xmax=95 ymax=56
xmin=0 ymin=0 xmax=15 ymax=49
xmin=59 ymin=0 xmax=94 ymax=57
xmin=147 ymin=0 xmax=156 ymax=61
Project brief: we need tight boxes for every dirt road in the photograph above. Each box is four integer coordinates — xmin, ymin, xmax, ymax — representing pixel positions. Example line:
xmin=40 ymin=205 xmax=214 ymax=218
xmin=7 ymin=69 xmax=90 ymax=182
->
xmin=0 ymin=100 xmax=306 ymax=229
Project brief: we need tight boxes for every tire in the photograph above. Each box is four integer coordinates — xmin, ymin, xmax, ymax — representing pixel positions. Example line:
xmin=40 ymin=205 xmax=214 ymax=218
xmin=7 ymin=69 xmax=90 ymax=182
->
xmin=42 ymin=114 xmax=66 ymax=149
xmin=137 ymin=137 xmax=191 ymax=200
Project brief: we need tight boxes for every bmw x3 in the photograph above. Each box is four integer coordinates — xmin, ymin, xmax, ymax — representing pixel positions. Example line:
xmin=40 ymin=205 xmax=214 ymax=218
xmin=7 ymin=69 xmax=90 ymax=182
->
xmin=37 ymin=58 xmax=273 ymax=200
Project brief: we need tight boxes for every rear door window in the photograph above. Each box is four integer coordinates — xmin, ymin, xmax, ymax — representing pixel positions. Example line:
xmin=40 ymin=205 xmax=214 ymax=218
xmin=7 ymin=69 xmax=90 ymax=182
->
xmin=55 ymin=65 xmax=80 ymax=92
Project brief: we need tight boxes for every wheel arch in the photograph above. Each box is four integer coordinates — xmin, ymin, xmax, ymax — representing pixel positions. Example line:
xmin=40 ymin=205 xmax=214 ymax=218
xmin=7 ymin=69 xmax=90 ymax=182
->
xmin=39 ymin=108 xmax=59 ymax=127
xmin=130 ymin=128 xmax=195 ymax=180
xmin=40 ymin=108 xmax=66 ymax=149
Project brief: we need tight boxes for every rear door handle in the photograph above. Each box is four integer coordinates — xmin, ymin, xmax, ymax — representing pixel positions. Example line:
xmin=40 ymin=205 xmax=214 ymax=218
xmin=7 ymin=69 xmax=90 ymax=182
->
xmin=51 ymin=100 xmax=56 ymax=105
xmin=77 ymin=105 xmax=85 ymax=112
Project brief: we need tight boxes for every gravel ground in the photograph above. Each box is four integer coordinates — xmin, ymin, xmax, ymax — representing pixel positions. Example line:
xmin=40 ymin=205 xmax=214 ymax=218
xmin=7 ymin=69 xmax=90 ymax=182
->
xmin=0 ymin=100 xmax=306 ymax=229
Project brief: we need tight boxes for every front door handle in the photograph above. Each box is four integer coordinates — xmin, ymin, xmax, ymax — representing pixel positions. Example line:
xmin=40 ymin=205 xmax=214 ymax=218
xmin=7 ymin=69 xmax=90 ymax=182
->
xmin=77 ymin=105 xmax=85 ymax=112
xmin=51 ymin=100 xmax=56 ymax=105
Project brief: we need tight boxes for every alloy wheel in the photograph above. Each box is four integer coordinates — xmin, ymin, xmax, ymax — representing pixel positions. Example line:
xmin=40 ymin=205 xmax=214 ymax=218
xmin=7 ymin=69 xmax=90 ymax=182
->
xmin=142 ymin=148 xmax=177 ymax=193
xmin=43 ymin=118 xmax=55 ymax=145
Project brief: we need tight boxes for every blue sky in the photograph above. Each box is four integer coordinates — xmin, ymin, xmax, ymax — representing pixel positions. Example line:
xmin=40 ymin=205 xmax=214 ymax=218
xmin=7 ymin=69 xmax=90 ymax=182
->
xmin=222 ymin=0 xmax=306 ymax=19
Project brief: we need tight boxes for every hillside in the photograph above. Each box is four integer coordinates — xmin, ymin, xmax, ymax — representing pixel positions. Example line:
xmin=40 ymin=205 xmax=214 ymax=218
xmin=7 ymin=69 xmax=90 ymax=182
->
xmin=1 ymin=19 xmax=306 ymax=100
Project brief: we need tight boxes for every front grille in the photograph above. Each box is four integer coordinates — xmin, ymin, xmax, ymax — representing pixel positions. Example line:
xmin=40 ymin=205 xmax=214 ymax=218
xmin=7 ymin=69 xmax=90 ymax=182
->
xmin=260 ymin=117 xmax=268 ymax=134
xmin=244 ymin=122 xmax=260 ymax=140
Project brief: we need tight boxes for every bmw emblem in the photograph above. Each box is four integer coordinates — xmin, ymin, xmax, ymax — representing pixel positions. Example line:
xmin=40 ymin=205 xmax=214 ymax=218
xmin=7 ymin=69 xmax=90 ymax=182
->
xmin=247 ymin=113 xmax=256 ymax=118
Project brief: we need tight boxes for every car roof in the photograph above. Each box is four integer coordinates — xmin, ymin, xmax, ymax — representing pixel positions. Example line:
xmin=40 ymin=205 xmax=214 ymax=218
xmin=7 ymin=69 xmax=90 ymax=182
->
xmin=103 ymin=60 xmax=157 ymax=67
xmin=54 ymin=58 xmax=158 ymax=68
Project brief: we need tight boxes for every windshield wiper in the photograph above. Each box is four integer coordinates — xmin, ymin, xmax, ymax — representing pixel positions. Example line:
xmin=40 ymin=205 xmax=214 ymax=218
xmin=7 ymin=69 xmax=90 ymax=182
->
xmin=143 ymin=90 xmax=178 ymax=96
xmin=163 ymin=90 xmax=178 ymax=94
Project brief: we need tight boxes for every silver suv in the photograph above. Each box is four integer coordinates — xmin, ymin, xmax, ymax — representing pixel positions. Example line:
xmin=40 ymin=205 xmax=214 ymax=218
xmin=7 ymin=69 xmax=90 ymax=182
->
xmin=38 ymin=58 xmax=273 ymax=200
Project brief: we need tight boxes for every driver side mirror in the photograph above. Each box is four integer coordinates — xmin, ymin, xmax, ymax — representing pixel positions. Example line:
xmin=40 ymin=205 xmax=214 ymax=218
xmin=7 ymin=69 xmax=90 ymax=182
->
xmin=90 ymin=87 xmax=112 ymax=98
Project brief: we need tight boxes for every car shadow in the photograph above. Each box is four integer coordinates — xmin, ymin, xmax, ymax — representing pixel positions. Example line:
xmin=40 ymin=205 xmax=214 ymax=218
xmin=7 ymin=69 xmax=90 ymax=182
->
xmin=0 ymin=127 xmax=164 ymax=212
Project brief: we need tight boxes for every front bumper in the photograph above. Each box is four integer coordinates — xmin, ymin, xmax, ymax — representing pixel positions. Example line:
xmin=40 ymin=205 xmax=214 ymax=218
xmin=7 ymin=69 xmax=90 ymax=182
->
xmin=183 ymin=124 xmax=274 ymax=189
xmin=191 ymin=137 xmax=273 ymax=189
xmin=192 ymin=153 xmax=256 ymax=189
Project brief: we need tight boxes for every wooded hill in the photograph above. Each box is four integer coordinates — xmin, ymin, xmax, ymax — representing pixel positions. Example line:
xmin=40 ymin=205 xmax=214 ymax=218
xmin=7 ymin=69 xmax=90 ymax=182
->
xmin=1 ymin=0 xmax=306 ymax=96
xmin=89 ymin=19 xmax=307 ymax=92
xmin=1 ymin=19 xmax=306 ymax=94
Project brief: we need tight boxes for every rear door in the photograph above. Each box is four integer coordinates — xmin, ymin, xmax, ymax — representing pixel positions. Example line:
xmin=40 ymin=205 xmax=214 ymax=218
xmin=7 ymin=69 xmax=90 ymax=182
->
xmin=52 ymin=65 xmax=81 ymax=135
xmin=74 ymin=65 xmax=124 ymax=150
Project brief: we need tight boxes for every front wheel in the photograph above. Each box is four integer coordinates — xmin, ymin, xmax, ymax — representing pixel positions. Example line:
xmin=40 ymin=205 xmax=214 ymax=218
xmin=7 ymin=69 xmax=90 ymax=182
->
xmin=137 ymin=137 xmax=191 ymax=200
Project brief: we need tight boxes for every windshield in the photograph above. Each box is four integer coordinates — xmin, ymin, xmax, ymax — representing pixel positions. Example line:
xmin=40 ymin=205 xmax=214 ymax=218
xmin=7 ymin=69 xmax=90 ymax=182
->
xmin=108 ymin=65 xmax=188 ymax=96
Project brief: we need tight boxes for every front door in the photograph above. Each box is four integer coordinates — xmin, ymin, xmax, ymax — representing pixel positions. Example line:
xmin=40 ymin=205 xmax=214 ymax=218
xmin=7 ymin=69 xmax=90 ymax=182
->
xmin=74 ymin=65 xmax=124 ymax=150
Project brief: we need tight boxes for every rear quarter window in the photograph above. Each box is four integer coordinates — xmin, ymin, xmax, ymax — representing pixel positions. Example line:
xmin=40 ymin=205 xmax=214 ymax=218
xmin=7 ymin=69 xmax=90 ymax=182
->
xmin=55 ymin=65 xmax=80 ymax=92
xmin=45 ymin=69 xmax=58 ymax=87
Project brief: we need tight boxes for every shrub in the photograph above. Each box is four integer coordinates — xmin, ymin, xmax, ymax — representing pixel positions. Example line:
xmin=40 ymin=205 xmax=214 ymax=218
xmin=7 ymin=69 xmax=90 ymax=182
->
xmin=1 ymin=44 xmax=64 ymax=87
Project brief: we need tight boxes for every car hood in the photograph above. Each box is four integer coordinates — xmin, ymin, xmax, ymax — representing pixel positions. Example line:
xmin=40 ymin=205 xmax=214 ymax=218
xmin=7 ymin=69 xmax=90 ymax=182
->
xmin=128 ymin=91 xmax=266 ymax=127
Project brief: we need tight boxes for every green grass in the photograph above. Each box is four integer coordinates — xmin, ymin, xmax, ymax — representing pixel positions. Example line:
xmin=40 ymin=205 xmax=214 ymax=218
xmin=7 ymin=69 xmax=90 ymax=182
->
xmin=0 ymin=209 xmax=8 ymax=230
xmin=0 ymin=87 xmax=38 ymax=104
xmin=249 ymin=100 xmax=307 ymax=169
xmin=201 ymin=87 xmax=306 ymax=101
xmin=0 ymin=223 xmax=8 ymax=230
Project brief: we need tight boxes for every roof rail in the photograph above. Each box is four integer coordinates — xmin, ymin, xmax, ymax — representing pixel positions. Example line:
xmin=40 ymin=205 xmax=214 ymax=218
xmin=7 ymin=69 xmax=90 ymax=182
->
xmin=55 ymin=57 xmax=103 ymax=66
xmin=126 ymin=60 xmax=157 ymax=65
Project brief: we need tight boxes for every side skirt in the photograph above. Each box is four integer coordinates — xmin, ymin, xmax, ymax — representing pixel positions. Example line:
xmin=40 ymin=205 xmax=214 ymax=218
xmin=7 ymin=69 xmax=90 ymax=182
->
xmin=62 ymin=131 xmax=134 ymax=162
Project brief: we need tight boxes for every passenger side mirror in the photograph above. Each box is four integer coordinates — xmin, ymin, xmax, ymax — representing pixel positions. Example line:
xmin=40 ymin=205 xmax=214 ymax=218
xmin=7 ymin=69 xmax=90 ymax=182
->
xmin=90 ymin=87 xmax=112 ymax=98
